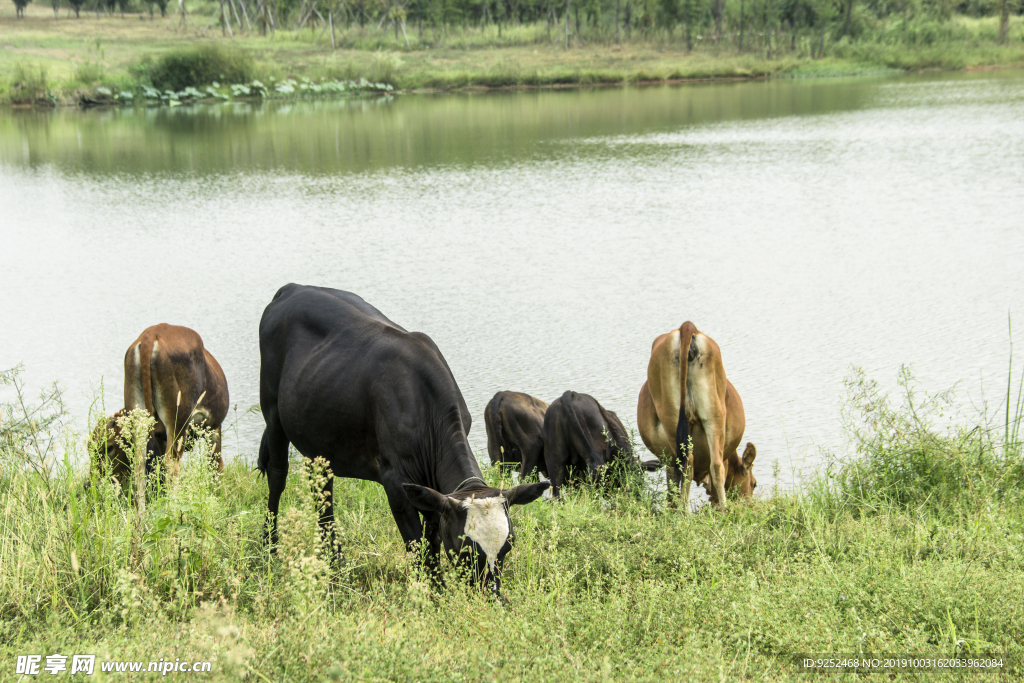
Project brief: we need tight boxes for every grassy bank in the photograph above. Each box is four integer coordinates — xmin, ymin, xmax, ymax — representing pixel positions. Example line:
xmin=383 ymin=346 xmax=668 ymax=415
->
xmin=2 ymin=5 xmax=1023 ymax=105
xmin=2 ymin=363 xmax=1023 ymax=680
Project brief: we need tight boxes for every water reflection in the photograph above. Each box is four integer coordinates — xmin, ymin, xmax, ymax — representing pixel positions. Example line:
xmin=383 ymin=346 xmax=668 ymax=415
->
xmin=0 ymin=78 xmax=888 ymax=174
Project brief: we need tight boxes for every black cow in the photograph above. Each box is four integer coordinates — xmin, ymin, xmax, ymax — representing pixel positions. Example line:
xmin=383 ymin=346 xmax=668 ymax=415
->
xmin=542 ymin=390 xmax=652 ymax=496
xmin=484 ymin=391 xmax=548 ymax=479
xmin=257 ymin=284 xmax=547 ymax=595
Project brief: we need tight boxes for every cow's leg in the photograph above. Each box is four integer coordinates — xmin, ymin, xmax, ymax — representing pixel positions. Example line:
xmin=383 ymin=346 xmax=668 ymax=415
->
xmin=211 ymin=425 xmax=225 ymax=473
xmin=519 ymin=442 xmax=544 ymax=481
xmin=381 ymin=476 xmax=426 ymax=552
xmin=587 ymin=451 xmax=604 ymax=484
xmin=260 ymin=411 xmax=290 ymax=548
xmin=149 ymin=351 xmax=184 ymax=479
xmin=548 ymin=457 xmax=567 ymax=498
xmin=680 ymin=457 xmax=693 ymax=513
xmin=702 ymin=418 xmax=727 ymax=508
xmin=664 ymin=465 xmax=678 ymax=506
xmin=154 ymin=417 xmax=180 ymax=481
xmin=381 ymin=476 xmax=436 ymax=576
xmin=160 ymin=410 xmax=187 ymax=481
xmin=688 ymin=357 xmax=728 ymax=509
xmin=421 ymin=510 xmax=444 ymax=584
xmin=665 ymin=463 xmax=687 ymax=510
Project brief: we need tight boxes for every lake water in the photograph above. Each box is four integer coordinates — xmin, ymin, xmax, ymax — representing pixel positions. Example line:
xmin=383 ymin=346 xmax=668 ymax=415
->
xmin=2 ymin=70 xmax=1023 ymax=492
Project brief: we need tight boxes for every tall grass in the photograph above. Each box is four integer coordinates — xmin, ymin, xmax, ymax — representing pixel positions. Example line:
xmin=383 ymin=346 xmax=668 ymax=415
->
xmin=1 ymin=363 xmax=1023 ymax=679
xmin=814 ymin=365 xmax=1024 ymax=516
xmin=141 ymin=44 xmax=255 ymax=91
xmin=6 ymin=61 xmax=51 ymax=106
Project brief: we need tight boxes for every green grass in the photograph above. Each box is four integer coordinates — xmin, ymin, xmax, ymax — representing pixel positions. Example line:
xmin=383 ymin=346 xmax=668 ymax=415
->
xmin=1 ymin=363 xmax=1023 ymax=680
xmin=2 ymin=5 xmax=1024 ymax=105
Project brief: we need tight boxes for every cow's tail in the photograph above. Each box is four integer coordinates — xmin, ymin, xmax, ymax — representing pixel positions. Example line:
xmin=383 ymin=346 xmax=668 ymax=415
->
xmin=489 ymin=395 xmax=503 ymax=446
xmin=675 ymin=321 xmax=698 ymax=473
xmin=562 ymin=391 xmax=599 ymax=468
xmin=485 ymin=395 xmax=506 ymax=467
xmin=257 ymin=427 xmax=270 ymax=476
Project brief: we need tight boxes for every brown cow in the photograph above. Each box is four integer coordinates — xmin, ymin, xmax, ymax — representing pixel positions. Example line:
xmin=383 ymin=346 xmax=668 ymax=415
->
xmin=124 ymin=324 xmax=229 ymax=476
xmin=637 ymin=322 xmax=756 ymax=510
xmin=484 ymin=391 xmax=549 ymax=478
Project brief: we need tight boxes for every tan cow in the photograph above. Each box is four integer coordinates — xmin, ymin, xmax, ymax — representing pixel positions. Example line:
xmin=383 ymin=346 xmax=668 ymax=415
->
xmin=637 ymin=321 xmax=756 ymax=510
xmin=124 ymin=324 xmax=229 ymax=476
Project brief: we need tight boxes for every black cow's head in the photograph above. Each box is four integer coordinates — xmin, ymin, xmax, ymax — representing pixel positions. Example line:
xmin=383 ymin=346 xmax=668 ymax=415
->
xmin=403 ymin=481 xmax=549 ymax=597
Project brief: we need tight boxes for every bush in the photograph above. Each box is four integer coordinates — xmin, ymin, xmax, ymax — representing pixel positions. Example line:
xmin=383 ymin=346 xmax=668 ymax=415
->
xmin=7 ymin=62 xmax=49 ymax=106
xmin=73 ymin=61 xmax=107 ymax=86
xmin=369 ymin=51 xmax=403 ymax=86
xmin=145 ymin=44 xmax=253 ymax=91
xmin=816 ymin=366 xmax=1024 ymax=516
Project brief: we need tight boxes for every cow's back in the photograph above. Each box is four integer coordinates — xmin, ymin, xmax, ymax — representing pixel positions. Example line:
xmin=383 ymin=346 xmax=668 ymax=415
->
xmin=544 ymin=391 xmax=601 ymax=467
xmin=258 ymin=284 xmax=471 ymax=482
xmin=124 ymin=323 xmax=229 ymax=429
xmin=259 ymin=284 xmax=403 ymax=358
xmin=485 ymin=391 xmax=548 ymax=468
xmin=259 ymin=284 xmax=407 ymax=423
xmin=260 ymin=285 xmax=403 ymax=395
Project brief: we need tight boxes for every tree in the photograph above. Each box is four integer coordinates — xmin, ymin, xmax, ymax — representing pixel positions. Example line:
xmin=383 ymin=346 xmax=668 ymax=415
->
xmin=812 ymin=0 xmax=831 ymax=57
xmin=739 ymin=0 xmax=745 ymax=49
xmin=13 ymin=0 xmax=31 ymax=17
xmin=658 ymin=0 xmax=677 ymax=37
xmin=997 ymin=0 xmax=1009 ymax=43
xmin=683 ymin=0 xmax=692 ymax=50
xmin=69 ymin=0 xmax=85 ymax=16
xmin=616 ymin=0 xmax=620 ymax=42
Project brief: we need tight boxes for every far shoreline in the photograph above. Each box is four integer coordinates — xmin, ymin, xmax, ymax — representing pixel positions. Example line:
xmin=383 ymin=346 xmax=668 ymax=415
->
xmin=3 ymin=8 xmax=1023 ymax=109
xmin=10 ymin=63 xmax=1024 ymax=111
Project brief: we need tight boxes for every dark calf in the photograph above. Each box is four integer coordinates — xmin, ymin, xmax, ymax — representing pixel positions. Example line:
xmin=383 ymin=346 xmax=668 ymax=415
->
xmin=542 ymin=391 xmax=635 ymax=497
xmin=484 ymin=391 xmax=548 ymax=479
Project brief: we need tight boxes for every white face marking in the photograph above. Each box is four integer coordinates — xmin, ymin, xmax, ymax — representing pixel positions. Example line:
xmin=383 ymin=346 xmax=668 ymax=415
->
xmin=461 ymin=496 xmax=509 ymax=574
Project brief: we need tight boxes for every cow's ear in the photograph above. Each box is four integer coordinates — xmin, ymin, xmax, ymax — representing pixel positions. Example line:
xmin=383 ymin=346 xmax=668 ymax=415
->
xmin=502 ymin=481 xmax=549 ymax=507
xmin=742 ymin=443 xmax=757 ymax=471
xmin=403 ymin=483 xmax=457 ymax=514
